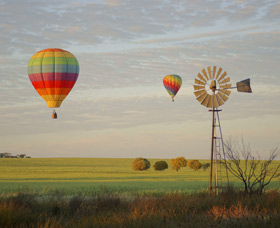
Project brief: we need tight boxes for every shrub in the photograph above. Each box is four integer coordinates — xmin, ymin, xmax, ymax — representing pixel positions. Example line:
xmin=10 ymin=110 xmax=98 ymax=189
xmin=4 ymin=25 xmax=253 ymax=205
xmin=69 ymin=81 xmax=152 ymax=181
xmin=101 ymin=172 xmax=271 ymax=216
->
xmin=188 ymin=160 xmax=202 ymax=171
xmin=153 ymin=161 xmax=168 ymax=171
xmin=170 ymin=157 xmax=187 ymax=171
xmin=1 ymin=190 xmax=280 ymax=227
xmin=201 ymin=163 xmax=210 ymax=171
xmin=69 ymin=196 xmax=83 ymax=214
xmin=132 ymin=158 xmax=150 ymax=171
xmin=221 ymin=138 xmax=280 ymax=194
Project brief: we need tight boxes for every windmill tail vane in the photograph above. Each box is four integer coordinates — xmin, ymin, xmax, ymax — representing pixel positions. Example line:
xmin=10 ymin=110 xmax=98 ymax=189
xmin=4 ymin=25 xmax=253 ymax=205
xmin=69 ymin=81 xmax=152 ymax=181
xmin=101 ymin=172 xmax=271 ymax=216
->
xmin=235 ymin=79 xmax=252 ymax=93
xmin=218 ymin=78 xmax=252 ymax=93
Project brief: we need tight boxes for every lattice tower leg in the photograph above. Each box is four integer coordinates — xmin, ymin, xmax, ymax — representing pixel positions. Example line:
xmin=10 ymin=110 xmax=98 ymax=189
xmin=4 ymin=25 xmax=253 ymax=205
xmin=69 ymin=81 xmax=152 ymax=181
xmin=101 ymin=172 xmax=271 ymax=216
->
xmin=213 ymin=110 xmax=230 ymax=195
xmin=216 ymin=110 xmax=230 ymax=187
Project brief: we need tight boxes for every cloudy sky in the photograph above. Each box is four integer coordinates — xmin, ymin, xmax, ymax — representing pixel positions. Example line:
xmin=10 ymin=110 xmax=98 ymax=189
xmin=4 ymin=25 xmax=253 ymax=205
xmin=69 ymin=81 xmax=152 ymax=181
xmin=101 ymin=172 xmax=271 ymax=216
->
xmin=0 ymin=0 xmax=279 ymax=159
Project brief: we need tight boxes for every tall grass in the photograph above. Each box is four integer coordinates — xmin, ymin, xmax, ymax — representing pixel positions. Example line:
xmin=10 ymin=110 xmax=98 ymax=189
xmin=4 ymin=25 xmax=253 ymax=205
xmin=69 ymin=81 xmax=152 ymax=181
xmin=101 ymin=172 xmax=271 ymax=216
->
xmin=0 ymin=189 xmax=279 ymax=227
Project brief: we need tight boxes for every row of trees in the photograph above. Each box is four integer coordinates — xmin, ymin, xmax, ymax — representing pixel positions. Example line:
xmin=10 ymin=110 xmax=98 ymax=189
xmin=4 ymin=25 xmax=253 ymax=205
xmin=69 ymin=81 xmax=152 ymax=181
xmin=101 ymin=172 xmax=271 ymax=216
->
xmin=132 ymin=138 xmax=280 ymax=195
xmin=132 ymin=157 xmax=210 ymax=172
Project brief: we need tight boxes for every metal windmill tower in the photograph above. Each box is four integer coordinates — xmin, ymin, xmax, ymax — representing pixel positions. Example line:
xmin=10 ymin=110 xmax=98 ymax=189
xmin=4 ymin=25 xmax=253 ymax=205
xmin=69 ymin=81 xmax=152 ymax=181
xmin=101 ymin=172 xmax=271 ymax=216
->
xmin=193 ymin=66 xmax=252 ymax=195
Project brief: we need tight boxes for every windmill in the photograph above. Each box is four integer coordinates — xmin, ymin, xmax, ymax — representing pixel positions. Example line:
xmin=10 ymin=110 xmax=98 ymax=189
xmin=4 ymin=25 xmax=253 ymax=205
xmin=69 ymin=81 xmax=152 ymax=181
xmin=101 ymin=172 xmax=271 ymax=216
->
xmin=193 ymin=66 xmax=252 ymax=195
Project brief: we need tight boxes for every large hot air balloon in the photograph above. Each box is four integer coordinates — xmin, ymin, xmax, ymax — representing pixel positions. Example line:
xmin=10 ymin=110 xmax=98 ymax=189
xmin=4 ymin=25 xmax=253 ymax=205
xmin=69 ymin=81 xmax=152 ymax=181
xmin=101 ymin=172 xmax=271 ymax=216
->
xmin=28 ymin=48 xmax=79 ymax=119
xmin=163 ymin=74 xmax=182 ymax=102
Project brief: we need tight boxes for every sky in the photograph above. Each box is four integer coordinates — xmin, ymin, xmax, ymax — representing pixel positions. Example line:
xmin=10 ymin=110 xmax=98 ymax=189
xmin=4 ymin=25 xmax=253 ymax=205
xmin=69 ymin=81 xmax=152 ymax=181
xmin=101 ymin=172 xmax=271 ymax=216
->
xmin=0 ymin=0 xmax=280 ymax=159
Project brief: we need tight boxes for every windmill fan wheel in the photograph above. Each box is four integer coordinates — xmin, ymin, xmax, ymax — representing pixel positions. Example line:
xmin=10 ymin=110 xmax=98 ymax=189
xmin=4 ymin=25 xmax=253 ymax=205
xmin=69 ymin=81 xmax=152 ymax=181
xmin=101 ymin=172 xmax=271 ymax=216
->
xmin=193 ymin=66 xmax=232 ymax=108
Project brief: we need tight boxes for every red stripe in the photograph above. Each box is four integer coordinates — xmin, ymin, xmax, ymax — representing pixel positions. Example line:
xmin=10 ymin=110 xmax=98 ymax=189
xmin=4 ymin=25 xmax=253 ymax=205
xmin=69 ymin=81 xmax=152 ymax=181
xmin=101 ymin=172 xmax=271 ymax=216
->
xmin=29 ymin=72 xmax=78 ymax=82
xmin=32 ymin=80 xmax=76 ymax=89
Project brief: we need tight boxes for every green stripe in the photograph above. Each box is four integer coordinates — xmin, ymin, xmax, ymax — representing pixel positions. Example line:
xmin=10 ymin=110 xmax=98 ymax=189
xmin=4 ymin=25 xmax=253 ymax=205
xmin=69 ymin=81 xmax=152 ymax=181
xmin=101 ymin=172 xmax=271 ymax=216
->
xmin=28 ymin=65 xmax=79 ymax=74
xmin=28 ymin=57 xmax=79 ymax=66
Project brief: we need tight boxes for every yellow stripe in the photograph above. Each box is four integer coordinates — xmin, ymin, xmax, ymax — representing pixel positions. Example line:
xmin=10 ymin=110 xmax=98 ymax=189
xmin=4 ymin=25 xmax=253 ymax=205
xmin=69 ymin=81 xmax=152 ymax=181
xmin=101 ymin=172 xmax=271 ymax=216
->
xmin=41 ymin=95 xmax=67 ymax=102
xmin=41 ymin=95 xmax=68 ymax=108
xmin=31 ymin=51 xmax=74 ymax=58
xmin=46 ymin=100 xmax=62 ymax=108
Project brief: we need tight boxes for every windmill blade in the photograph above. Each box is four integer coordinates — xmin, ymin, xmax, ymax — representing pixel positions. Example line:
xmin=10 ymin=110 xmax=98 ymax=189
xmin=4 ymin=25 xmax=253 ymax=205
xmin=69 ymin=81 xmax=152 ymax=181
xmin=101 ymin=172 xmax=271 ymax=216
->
xmin=212 ymin=66 xmax=217 ymax=79
xmin=193 ymin=85 xmax=205 ymax=91
xmin=201 ymin=94 xmax=210 ymax=107
xmin=236 ymin=78 xmax=252 ymax=93
xmin=193 ymin=66 xmax=232 ymax=108
xmin=219 ymin=77 xmax=230 ymax=84
xmin=219 ymin=88 xmax=231 ymax=96
xmin=194 ymin=78 xmax=205 ymax=85
xmin=207 ymin=66 xmax=212 ymax=79
xmin=217 ymin=91 xmax=229 ymax=102
xmin=219 ymin=83 xmax=232 ymax=89
xmin=215 ymin=67 xmax=223 ymax=79
xmin=196 ymin=92 xmax=207 ymax=102
xmin=213 ymin=95 xmax=219 ymax=108
xmin=215 ymin=93 xmax=225 ymax=106
xmin=202 ymin=68 xmax=209 ymax=80
xmin=206 ymin=95 xmax=219 ymax=108
xmin=194 ymin=89 xmax=206 ymax=97
xmin=217 ymin=71 xmax=227 ymax=82
xmin=207 ymin=95 xmax=213 ymax=108
xmin=197 ymin=73 xmax=207 ymax=82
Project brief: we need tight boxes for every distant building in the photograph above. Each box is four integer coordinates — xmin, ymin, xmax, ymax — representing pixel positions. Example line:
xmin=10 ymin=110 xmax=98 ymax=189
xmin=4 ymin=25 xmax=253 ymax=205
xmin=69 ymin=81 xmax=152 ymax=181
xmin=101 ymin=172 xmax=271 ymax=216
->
xmin=0 ymin=152 xmax=30 ymax=158
xmin=17 ymin=154 xmax=27 ymax=158
xmin=0 ymin=152 xmax=12 ymax=158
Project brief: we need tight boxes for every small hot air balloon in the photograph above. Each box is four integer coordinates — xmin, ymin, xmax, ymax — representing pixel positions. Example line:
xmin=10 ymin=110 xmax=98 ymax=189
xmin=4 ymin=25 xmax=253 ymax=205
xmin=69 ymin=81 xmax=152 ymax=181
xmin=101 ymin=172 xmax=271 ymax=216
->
xmin=163 ymin=74 xmax=182 ymax=101
xmin=27 ymin=48 xmax=79 ymax=119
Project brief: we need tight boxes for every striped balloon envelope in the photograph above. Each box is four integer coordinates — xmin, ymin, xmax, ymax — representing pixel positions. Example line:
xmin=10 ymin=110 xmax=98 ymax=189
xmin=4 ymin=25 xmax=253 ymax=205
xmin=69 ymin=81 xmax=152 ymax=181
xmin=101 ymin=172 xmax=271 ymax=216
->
xmin=28 ymin=48 xmax=79 ymax=118
xmin=163 ymin=74 xmax=182 ymax=102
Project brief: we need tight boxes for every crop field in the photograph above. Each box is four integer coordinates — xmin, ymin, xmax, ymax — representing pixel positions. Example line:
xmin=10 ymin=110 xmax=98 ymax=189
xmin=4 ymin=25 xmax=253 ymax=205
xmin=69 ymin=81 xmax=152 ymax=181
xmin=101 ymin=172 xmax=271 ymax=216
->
xmin=0 ymin=158 xmax=279 ymax=196
xmin=1 ymin=158 xmax=280 ymax=227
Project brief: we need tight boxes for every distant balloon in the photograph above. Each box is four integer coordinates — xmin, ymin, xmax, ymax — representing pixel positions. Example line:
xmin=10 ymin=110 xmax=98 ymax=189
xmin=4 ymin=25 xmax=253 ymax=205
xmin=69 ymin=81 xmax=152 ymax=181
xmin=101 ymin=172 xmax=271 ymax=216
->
xmin=163 ymin=74 xmax=182 ymax=101
xmin=27 ymin=48 xmax=79 ymax=118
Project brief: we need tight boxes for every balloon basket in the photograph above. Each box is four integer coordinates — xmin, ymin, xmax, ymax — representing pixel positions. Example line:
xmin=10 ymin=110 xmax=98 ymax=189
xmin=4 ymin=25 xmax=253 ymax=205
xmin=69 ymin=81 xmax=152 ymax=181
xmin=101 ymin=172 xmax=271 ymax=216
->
xmin=52 ymin=110 xmax=57 ymax=119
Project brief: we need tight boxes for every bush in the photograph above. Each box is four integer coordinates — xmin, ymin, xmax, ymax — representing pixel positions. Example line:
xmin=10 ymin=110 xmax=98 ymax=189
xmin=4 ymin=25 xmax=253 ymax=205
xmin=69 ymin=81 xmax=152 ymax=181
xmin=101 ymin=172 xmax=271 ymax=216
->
xmin=132 ymin=158 xmax=150 ymax=171
xmin=201 ymin=163 xmax=210 ymax=171
xmin=188 ymin=160 xmax=202 ymax=171
xmin=1 ymin=190 xmax=280 ymax=227
xmin=170 ymin=157 xmax=187 ymax=171
xmin=153 ymin=161 xmax=168 ymax=171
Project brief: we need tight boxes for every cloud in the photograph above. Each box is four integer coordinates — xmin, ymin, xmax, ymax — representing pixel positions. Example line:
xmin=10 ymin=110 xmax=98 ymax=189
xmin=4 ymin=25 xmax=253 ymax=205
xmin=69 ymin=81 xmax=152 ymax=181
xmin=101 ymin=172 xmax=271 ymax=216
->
xmin=104 ymin=0 xmax=121 ymax=7
xmin=267 ymin=2 xmax=280 ymax=19
xmin=135 ymin=26 xmax=262 ymax=45
xmin=1 ymin=0 xmax=279 ymax=56
xmin=1 ymin=0 xmax=280 ymax=158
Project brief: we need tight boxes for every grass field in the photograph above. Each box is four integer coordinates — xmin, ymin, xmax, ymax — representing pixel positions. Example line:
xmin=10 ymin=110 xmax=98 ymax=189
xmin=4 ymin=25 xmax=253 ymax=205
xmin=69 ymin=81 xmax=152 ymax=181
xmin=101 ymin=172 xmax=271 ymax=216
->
xmin=1 ymin=158 xmax=280 ymax=227
xmin=0 ymin=158 xmax=279 ymax=196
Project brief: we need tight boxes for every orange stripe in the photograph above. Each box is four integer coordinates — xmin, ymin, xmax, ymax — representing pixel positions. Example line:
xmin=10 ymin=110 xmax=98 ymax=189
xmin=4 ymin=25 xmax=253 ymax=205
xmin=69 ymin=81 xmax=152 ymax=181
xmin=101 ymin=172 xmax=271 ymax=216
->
xmin=38 ymin=48 xmax=68 ymax=53
xmin=36 ymin=88 xmax=72 ymax=96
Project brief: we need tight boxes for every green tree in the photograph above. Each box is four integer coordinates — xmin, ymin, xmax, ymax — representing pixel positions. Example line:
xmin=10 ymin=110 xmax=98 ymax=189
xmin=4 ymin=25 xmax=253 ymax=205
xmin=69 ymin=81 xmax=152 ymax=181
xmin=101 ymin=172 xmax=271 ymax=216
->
xmin=170 ymin=157 xmax=187 ymax=171
xmin=132 ymin=158 xmax=150 ymax=171
xmin=201 ymin=163 xmax=210 ymax=171
xmin=188 ymin=160 xmax=202 ymax=171
xmin=153 ymin=161 xmax=168 ymax=171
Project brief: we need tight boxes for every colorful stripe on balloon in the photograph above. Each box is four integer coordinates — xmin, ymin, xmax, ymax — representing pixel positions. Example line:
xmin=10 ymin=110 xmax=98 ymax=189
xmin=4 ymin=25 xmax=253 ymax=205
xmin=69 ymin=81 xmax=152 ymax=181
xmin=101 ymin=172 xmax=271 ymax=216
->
xmin=27 ymin=48 xmax=79 ymax=108
xmin=163 ymin=74 xmax=182 ymax=100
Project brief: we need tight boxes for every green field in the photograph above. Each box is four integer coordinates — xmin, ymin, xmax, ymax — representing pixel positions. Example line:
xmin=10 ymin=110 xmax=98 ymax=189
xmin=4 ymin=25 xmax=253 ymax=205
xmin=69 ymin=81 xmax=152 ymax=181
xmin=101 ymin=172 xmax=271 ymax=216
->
xmin=1 ymin=158 xmax=280 ymax=227
xmin=0 ymin=158 xmax=279 ymax=196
